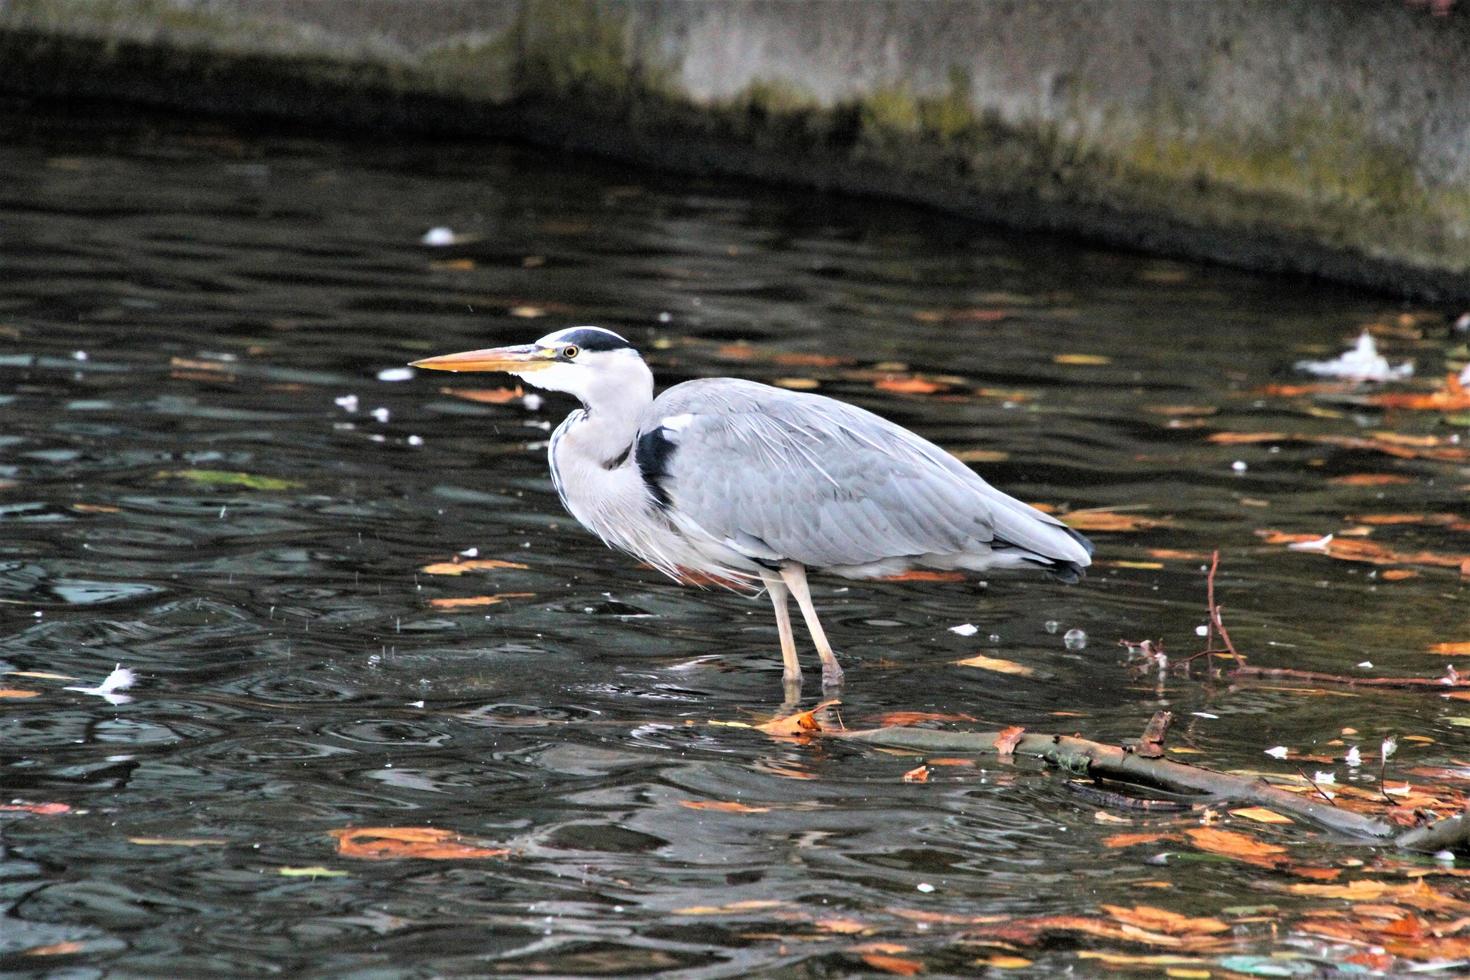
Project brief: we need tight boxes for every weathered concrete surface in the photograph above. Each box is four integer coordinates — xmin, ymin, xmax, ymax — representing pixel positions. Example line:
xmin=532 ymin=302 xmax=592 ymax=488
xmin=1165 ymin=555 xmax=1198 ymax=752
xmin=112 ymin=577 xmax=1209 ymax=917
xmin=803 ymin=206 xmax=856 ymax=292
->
xmin=2 ymin=0 xmax=1468 ymax=299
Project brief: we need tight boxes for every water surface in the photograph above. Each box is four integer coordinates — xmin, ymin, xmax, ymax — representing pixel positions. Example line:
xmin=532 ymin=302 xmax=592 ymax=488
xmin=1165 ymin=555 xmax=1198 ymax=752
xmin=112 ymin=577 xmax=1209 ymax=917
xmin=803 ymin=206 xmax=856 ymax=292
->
xmin=2 ymin=102 xmax=1468 ymax=975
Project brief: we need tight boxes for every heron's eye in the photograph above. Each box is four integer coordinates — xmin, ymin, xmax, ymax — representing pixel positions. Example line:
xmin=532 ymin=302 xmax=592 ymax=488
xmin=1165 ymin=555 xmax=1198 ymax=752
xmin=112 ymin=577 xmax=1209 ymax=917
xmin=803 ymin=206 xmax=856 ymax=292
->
xmin=561 ymin=345 xmax=580 ymax=360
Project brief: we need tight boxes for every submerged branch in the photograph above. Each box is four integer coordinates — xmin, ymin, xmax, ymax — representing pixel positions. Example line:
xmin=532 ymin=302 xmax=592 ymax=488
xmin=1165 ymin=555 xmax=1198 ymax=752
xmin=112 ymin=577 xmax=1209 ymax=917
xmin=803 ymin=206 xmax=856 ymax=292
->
xmin=836 ymin=724 xmax=1470 ymax=853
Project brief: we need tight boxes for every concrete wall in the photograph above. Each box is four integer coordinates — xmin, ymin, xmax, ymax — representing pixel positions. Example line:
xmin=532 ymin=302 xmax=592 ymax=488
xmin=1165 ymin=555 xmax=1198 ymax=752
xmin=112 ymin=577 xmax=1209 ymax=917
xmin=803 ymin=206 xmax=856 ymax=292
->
xmin=2 ymin=0 xmax=1468 ymax=300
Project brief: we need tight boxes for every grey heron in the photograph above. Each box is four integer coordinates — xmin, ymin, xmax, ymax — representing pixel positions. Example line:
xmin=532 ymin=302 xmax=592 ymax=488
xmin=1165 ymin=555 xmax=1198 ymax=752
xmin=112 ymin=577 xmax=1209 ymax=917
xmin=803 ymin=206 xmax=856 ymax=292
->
xmin=412 ymin=326 xmax=1093 ymax=693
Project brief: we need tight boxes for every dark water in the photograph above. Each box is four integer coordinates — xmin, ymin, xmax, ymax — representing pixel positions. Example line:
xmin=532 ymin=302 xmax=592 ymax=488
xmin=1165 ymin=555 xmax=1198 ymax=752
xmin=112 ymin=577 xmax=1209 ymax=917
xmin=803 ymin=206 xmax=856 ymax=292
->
xmin=1 ymin=103 xmax=1468 ymax=976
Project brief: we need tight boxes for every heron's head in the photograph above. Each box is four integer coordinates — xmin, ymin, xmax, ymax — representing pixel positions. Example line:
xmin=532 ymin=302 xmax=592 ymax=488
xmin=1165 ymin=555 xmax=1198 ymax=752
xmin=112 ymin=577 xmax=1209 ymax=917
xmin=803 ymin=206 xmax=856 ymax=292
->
xmin=410 ymin=326 xmax=651 ymax=407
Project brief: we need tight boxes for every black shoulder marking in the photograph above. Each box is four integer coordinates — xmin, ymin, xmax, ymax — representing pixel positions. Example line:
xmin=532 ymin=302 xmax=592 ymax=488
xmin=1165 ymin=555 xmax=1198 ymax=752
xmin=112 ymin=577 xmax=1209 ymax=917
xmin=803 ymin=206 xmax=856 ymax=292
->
xmin=556 ymin=327 xmax=636 ymax=353
xmin=635 ymin=426 xmax=677 ymax=508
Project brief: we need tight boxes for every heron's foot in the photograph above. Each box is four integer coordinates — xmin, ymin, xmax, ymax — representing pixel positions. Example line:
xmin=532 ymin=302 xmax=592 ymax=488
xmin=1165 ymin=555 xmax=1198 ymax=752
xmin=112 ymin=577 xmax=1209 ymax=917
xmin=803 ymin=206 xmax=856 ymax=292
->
xmin=820 ymin=662 xmax=845 ymax=688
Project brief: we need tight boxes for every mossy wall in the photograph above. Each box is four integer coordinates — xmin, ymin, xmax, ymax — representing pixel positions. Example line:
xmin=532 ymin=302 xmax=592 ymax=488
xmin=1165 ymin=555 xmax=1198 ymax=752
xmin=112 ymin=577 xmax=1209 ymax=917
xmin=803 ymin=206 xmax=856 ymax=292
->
xmin=2 ymin=0 xmax=1467 ymax=300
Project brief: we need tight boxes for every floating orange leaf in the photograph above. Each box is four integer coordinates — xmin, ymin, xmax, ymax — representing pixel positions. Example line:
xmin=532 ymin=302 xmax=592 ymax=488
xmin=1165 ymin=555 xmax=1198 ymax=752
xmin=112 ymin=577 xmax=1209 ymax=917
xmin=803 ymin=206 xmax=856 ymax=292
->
xmin=0 ymin=688 xmax=40 ymax=699
xmin=1053 ymin=353 xmax=1111 ymax=365
xmin=441 ymin=386 xmax=523 ymax=404
xmin=993 ymin=725 xmax=1027 ymax=756
xmin=1258 ymin=382 xmax=1357 ymax=397
xmin=913 ymin=307 xmax=1008 ymax=323
xmin=1259 ymin=530 xmax=1470 ymax=570
xmin=951 ymin=448 xmax=1010 ymax=463
xmin=1209 ymin=431 xmax=1468 ymax=461
xmin=679 ymin=800 xmax=771 ymax=813
xmin=419 ymin=559 xmax=530 ymax=575
xmin=875 ymin=376 xmax=946 ymax=395
xmin=1288 ymin=877 xmax=1467 ymax=910
xmin=860 ymin=953 xmax=924 ymax=975
xmin=1062 ymin=510 xmax=1172 ymax=532
xmin=901 ymin=764 xmax=930 ymax=783
xmin=1365 ymin=373 xmax=1470 ymax=411
xmin=1101 ymin=905 xmax=1229 ymax=935
xmin=1144 ymin=405 xmax=1218 ymax=417
xmin=70 ymin=502 xmax=120 ymax=513
xmin=330 ymin=826 xmax=508 ymax=861
xmin=1103 ymin=831 xmax=1176 ymax=849
xmin=428 ymin=594 xmax=535 ymax=610
xmin=1184 ymin=827 xmax=1285 ymax=867
xmin=1430 ymin=642 xmax=1470 ymax=655
xmin=876 ymin=711 xmax=977 ymax=727
xmin=24 ymin=941 xmax=85 ymax=957
xmin=774 ymin=377 xmax=820 ymax=390
xmin=0 ymin=802 xmax=70 ymax=815
xmin=1330 ymin=473 xmax=1416 ymax=486
xmin=1381 ymin=569 xmax=1420 ymax=580
xmin=756 ymin=699 xmax=839 ymax=738
xmin=955 ymin=655 xmax=1035 ymax=677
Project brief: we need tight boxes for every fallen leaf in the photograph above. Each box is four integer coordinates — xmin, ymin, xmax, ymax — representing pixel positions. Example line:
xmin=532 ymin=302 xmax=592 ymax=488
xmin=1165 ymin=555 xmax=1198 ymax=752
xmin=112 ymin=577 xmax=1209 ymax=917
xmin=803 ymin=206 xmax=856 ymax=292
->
xmin=5 ymin=671 xmax=75 ymax=680
xmin=679 ymin=800 xmax=771 ymax=813
xmin=992 ymin=725 xmax=1027 ymax=757
xmin=951 ymin=448 xmax=1010 ymax=463
xmin=875 ymin=376 xmax=946 ymax=395
xmin=419 ymin=559 xmax=530 ymax=575
xmin=774 ymin=377 xmax=820 ymax=390
xmin=1053 ymin=353 xmax=1111 ymax=365
xmin=756 ymin=699 xmax=839 ymax=738
xmin=1184 ymin=827 xmax=1286 ymax=867
xmin=1101 ymin=905 xmax=1229 ymax=935
xmin=1381 ymin=569 xmax=1420 ymax=580
xmin=860 ymin=953 xmax=924 ymax=975
xmin=1329 ymin=473 xmax=1416 ymax=486
xmin=876 ymin=711 xmax=977 ymax=727
xmin=1366 ymin=373 xmax=1470 ymax=411
xmin=0 ymin=802 xmax=70 ymax=815
xmin=1230 ymin=807 xmax=1293 ymax=824
xmin=1287 ymin=877 xmax=1467 ymax=911
xmin=0 ymin=688 xmax=40 ymax=699
xmin=955 ymin=655 xmax=1035 ymax=677
xmin=127 ymin=837 xmax=227 ymax=846
xmin=70 ymin=502 xmax=120 ymax=513
xmin=1077 ymin=952 xmax=1210 ymax=967
xmin=1430 ymin=642 xmax=1470 ymax=655
xmin=1103 ymin=831 xmax=1177 ymax=849
xmin=24 ymin=941 xmax=85 ymax=956
xmin=330 ymin=826 xmax=509 ymax=860
xmin=974 ymin=956 xmax=1032 ymax=969
xmin=428 ymin=594 xmax=535 ymax=610
xmin=1062 ymin=510 xmax=1172 ymax=532
xmin=901 ymin=764 xmax=930 ymax=783
xmin=441 ymin=386 xmax=523 ymax=404
xmin=675 ymin=899 xmax=787 ymax=915
xmin=156 ymin=469 xmax=301 ymax=490
xmin=278 ymin=865 xmax=349 ymax=877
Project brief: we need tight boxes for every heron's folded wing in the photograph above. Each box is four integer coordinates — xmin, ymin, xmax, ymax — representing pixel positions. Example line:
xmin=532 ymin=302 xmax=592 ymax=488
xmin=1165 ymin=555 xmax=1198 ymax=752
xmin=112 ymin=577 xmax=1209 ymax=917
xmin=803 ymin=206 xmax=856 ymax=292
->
xmin=637 ymin=380 xmax=1078 ymax=570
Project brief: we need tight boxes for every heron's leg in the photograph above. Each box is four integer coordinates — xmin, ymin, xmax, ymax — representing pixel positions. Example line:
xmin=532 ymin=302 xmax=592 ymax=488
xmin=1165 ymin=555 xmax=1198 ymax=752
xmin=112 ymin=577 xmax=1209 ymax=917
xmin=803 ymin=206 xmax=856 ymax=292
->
xmin=779 ymin=562 xmax=843 ymax=687
xmin=761 ymin=571 xmax=802 ymax=695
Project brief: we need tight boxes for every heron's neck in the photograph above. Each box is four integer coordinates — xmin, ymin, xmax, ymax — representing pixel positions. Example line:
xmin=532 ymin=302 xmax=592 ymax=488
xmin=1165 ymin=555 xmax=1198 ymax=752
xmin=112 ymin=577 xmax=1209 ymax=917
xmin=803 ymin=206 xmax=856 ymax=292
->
xmin=566 ymin=362 xmax=654 ymax=466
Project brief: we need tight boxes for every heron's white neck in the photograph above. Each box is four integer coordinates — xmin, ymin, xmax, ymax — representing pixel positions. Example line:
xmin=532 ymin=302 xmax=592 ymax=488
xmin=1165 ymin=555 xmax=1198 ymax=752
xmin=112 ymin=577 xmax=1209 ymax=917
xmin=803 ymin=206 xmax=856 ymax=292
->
xmin=568 ymin=355 xmax=654 ymax=461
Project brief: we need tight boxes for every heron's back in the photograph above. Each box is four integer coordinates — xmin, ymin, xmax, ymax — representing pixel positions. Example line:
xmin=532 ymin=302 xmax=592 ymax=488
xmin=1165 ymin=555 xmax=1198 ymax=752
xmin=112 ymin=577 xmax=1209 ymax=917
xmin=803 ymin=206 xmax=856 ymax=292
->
xmin=632 ymin=378 xmax=1092 ymax=580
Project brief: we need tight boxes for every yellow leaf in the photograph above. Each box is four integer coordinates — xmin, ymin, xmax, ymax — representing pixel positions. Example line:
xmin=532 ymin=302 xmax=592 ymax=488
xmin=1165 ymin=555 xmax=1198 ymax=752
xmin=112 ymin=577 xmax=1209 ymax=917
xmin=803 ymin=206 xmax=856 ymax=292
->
xmin=756 ymin=699 xmax=839 ymax=737
xmin=975 ymin=956 xmax=1032 ymax=969
xmin=1053 ymin=353 xmax=1112 ymax=365
xmin=1231 ymin=807 xmax=1294 ymax=824
xmin=955 ymin=654 xmax=1035 ymax=676
xmin=419 ymin=559 xmax=529 ymax=575
xmin=128 ymin=837 xmax=227 ymax=847
xmin=0 ymin=688 xmax=40 ymax=698
xmin=330 ymin=826 xmax=508 ymax=860
xmin=774 ymin=377 xmax=820 ymax=390
xmin=5 ymin=671 xmax=75 ymax=680
xmin=278 ymin=866 xmax=349 ymax=877
xmin=679 ymin=800 xmax=770 ymax=813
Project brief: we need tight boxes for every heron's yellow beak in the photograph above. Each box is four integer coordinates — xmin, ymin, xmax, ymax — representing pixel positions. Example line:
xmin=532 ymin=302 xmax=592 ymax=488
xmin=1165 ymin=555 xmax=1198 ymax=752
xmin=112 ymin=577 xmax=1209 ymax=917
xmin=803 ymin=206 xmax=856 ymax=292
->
xmin=409 ymin=344 xmax=554 ymax=373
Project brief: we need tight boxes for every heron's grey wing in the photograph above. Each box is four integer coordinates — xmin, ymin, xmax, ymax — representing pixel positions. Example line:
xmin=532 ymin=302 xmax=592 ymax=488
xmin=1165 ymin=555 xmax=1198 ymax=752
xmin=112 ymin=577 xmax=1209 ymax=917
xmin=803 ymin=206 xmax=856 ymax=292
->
xmin=635 ymin=379 xmax=1092 ymax=573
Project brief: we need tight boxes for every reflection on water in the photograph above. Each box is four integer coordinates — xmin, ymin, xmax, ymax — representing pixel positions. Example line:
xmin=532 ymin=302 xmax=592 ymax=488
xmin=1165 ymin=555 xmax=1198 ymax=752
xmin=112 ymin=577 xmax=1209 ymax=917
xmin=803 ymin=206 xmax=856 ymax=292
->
xmin=1 ymin=102 xmax=1467 ymax=973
